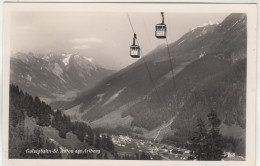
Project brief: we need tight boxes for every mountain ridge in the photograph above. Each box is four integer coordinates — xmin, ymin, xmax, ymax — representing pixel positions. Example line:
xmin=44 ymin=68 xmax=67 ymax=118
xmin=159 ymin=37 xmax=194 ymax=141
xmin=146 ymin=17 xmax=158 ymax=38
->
xmin=59 ymin=13 xmax=246 ymax=136
xmin=10 ymin=52 xmax=115 ymax=103
xmin=12 ymin=14 xmax=246 ymax=148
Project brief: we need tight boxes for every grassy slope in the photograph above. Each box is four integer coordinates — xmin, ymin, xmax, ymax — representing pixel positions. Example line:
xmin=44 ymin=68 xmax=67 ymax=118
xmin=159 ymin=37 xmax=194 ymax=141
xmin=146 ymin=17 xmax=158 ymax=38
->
xmin=23 ymin=116 xmax=115 ymax=159
xmin=24 ymin=116 xmax=88 ymax=149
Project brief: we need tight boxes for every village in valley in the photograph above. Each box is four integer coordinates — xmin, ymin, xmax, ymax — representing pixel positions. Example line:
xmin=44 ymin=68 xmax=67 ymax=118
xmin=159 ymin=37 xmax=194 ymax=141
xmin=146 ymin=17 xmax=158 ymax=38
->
xmin=111 ymin=134 xmax=193 ymax=160
xmin=110 ymin=134 xmax=244 ymax=160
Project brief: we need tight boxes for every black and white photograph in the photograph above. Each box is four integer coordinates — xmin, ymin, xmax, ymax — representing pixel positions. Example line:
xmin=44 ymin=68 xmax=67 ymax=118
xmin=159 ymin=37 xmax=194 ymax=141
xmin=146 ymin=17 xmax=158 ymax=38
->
xmin=1 ymin=2 xmax=257 ymax=166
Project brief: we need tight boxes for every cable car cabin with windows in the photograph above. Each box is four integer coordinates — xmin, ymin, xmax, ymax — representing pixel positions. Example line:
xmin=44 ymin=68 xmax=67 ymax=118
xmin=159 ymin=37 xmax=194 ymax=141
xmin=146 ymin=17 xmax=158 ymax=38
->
xmin=130 ymin=45 xmax=140 ymax=58
xmin=155 ymin=12 xmax=167 ymax=39
xmin=130 ymin=33 xmax=140 ymax=58
xmin=155 ymin=24 xmax=167 ymax=38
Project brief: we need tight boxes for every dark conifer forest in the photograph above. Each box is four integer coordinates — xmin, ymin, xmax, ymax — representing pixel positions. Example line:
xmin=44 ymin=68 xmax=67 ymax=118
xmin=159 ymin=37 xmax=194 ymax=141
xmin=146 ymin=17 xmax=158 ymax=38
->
xmin=9 ymin=84 xmax=118 ymax=159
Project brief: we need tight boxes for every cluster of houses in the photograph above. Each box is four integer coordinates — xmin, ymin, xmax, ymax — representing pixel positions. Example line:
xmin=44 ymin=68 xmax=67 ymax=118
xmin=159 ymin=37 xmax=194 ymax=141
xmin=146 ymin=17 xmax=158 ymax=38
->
xmin=110 ymin=134 xmax=192 ymax=160
xmin=147 ymin=144 xmax=189 ymax=156
xmin=111 ymin=135 xmax=133 ymax=147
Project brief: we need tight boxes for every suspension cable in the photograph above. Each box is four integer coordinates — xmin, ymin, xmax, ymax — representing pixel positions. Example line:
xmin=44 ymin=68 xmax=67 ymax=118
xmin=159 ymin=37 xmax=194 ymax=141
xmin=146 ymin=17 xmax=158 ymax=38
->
xmin=141 ymin=16 xmax=172 ymax=112
xmin=142 ymin=16 xmax=163 ymax=85
xmin=127 ymin=13 xmax=167 ymax=111
xmin=165 ymin=36 xmax=180 ymax=115
xmin=142 ymin=12 xmax=178 ymax=117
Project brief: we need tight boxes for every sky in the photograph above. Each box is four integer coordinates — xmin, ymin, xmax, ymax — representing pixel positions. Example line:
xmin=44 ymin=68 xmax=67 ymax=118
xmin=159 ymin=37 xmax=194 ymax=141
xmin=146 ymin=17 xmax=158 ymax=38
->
xmin=11 ymin=12 xmax=229 ymax=70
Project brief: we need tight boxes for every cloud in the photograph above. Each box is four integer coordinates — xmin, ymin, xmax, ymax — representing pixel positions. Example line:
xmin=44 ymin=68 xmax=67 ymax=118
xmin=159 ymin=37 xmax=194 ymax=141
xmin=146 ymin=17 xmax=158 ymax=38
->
xmin=69 ymin=37 xmax=102 ymax=44
xmin=73 ymin=45 xmax=91 ymax=50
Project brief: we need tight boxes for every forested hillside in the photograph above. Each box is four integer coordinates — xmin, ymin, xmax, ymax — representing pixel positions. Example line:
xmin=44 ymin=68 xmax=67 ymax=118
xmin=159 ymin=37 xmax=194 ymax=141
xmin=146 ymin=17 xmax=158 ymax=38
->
xmin=9 ymin=84 xmax=115 ymax=159
xmin=58 ymin=14 xmax=246 ymax=137
xmin=8 ymin=13 xmax=247 ymax=160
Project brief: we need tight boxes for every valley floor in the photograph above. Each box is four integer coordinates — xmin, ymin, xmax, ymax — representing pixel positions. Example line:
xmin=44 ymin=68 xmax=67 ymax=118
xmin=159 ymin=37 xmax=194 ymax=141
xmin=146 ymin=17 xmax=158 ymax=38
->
xmin=111 ymin=134 xmax=245 ymax=161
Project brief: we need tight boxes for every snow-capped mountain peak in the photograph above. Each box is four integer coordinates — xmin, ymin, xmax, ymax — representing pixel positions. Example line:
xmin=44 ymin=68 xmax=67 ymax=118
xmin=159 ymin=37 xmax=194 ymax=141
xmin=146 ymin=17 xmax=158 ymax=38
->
xmin=190 ymin=20 xmax=220 ymax=31
xmin=84 ymin=57 xmax=93 ymax=63
xmin=10 ymin=52 xmax=115 ymax=99
xmin=72 ymin=54 xmax=97 ymax=68
xmin=62 ymin=53 xmax=72 ymax=66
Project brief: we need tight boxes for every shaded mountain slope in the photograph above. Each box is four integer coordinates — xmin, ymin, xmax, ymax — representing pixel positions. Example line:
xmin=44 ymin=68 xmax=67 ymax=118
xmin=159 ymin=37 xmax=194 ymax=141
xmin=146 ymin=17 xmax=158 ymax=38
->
xmin=60 ymin=13 xmax=246 ymax=136
xmin=171 ymin=58 xmax=246 ymax=139
xmin=60 ymin=24 xmax=221 ymax=123
xmin=10 ymin=53 xmax=114 ymax=102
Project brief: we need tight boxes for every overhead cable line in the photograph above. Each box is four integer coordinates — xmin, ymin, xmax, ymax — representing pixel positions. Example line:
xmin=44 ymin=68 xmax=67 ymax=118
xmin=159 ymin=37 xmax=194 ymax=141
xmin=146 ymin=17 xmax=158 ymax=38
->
xmin=127 ymin=13 xmax=167 ymax=111
xmin=142 ymin=16 xmax=164 ymax=86
xmin=163 ymin=13 xmax=180 ymax=115
xmin=165 ymin=37 xmax=179 ymax=114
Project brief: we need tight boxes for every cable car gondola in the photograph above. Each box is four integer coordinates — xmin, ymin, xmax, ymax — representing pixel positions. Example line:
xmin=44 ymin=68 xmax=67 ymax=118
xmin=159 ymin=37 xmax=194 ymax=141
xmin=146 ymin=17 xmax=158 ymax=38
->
xmin=155 ymin=12 xmax=167 ymax=39
xmin=130 ymin=33 xmax=140 ymax=58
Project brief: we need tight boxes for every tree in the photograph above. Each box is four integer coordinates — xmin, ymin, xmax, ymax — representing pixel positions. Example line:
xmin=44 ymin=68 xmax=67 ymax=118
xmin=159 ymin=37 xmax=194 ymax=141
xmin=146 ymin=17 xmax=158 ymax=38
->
xmin=135 ymin=153 xmax=139 ymax=160
xmin=188 ymin=118 xmax=208 ymax=160
xmin=104 ymin=152 xmax=108 ymax=159
xmin=106 ymin=135 xmax=115 ymax=152
xmin=37 ymin=107 xmax=51 ymax=126
xmin=140 ymin=152 xmax=150 ymax=160
xmin=94 ymin=132 xmax=101 ymax=149
xmin=53 ymin=110 xmax=70 ymax=138
xmin=32 ymin=127 xmax=44 ymax=149
xmin=32 ymin=96 xmax=41 ymax=117
xmin=71 ymin=121 xmax=91 ymax=142
xmin=87 ymin=128 xmax=94 ymax=146
xmin=188 ymin=110 xmax=226 ymax=160
xmin=101 ymin=134 xmax=107 ymax=149
xmin=205 ymin=109 xmax=226 ymax=160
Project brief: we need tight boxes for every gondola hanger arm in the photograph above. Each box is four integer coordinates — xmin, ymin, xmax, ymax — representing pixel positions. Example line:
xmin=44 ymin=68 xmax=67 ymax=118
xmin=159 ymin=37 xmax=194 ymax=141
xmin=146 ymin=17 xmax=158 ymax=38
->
xmin=161 ymin=12 xmax=164 ymax=24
